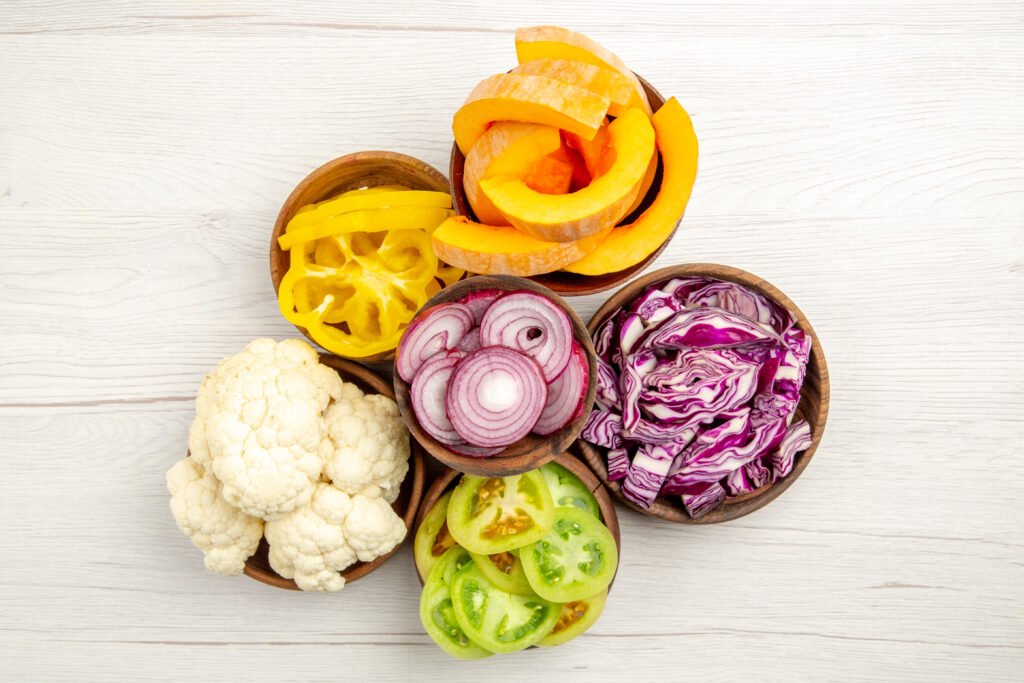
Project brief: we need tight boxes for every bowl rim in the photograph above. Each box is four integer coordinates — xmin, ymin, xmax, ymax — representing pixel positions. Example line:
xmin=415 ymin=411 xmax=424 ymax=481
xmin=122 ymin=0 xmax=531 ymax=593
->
xmin=241 ymin=353 xmax=427 ymax=589
xmin=448 ymin=72 xmax=682 ymax=297
xmin=393 ymin=275 xmax=598 ymax=477
xmin=580 ymin=263 xmax=831 ymax=524
xmin=412 ymin=450 xmax=621 ymax=588
xmin=269 ymin=150 xmax=451 ymax=363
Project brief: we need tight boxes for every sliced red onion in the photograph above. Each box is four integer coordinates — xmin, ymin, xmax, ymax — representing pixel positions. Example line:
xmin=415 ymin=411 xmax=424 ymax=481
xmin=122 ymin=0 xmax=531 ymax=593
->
xmin=449 ymin=443 xmax=505 ymax=458
xmin=409 ymin=351 xmax=464 ymax=445
xmin=479 ymin=292 xmax=572 ymax=381
xmin=396 ymin=303 xmax=474 ymax=383
xmin=533 ymin=341 xmax=589 ymax=436
xmin=459 ymin=289 xmax=504 ymax=324
xmin=445 ymin=347 xmax=547 ymax=448
xmin=456 ymin=327 xmax=482 ymax=353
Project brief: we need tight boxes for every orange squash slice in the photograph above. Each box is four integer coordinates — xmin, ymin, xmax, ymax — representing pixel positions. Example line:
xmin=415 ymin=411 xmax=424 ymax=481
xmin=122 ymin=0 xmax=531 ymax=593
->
xmin=511 ymin=59 xmax=636 ymax=117
xmin=515 ymin=26 xmax=651 ymax=114
xmin=479 ymin=107 xmax=655 ymax=243
xmin=452 ymin=73 xmax=610 ymax=155
xmin=523 ymin=155 xmax=574 ymax=195
xmin=567 ymin=120 xmax=657 ymax=217
xmin=563 ymin=97 xmax=698 ymax=275
xmin=463 ymin=122 xmax=563 ymax=225
xmin=431 ymin=216 xmax=612 ymax=277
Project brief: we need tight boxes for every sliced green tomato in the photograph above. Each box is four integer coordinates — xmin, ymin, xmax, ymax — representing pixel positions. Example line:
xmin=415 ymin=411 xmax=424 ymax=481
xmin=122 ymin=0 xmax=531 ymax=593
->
xmin=414 ymin=491 xmax=456 ymax=581
xmin=520 ymin=507 xmax=618 ymax=603
xmin=540 ymin=461 xmax=601 ymax=518
xmin=451 ymin=560 xmax=559 ymax=654
xmin=420 ymin=547 xmax=493 ymax=660
xmin=447 ymin=471 xmax=555 ymax=555
xmin=538 ymin=589 xmax=608 ymax=647
xmin=469 ymin=549 xmax=534 ymax=596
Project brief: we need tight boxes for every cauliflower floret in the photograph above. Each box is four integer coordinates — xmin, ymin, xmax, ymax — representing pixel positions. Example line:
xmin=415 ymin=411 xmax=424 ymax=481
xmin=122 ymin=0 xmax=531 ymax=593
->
xmin=189 ymin=338 xmax=344 ymax=520
xmin=166 ymin=457 xmax=264 ymax=576
xmin=323 ymin=390 xmax=410 ymax=504
xmin=264 ymin=482 xmax=406 ymax=591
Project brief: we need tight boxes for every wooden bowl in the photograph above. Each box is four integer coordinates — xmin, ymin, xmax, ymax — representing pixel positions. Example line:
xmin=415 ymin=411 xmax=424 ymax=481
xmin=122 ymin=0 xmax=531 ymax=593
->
xmin=242 ymin=354 xmax=427 ymax=589
xmin=580 ymin=263 xmax=830 ymax=524
xmin=393 ymin=275 xmax=597 ymax=477
xmin=413 ymin=450 xmax=621 ymax=586
xmin=269 ymin=151 xmax=451 ymax=363
xmin=449 ymin=73 xmax=677 ymax=297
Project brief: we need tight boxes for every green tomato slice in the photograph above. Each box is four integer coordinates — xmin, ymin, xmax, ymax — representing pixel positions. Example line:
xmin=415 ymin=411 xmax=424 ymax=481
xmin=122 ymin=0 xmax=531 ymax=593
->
xmin=447 ymin=471 xmax=555 ymax=555
xmin=520 ymin=507 xmax=618 ymax=603
xmin=468 ymin=549 xmax=534 ymax=596
xmin=450 ymin=559 xmax=560 ymax=654
xmin=414 ymin=490 xmax=456 ymax=581
xmin=538 ymin=589 xmax=608 ymax=647
xmin=540 ymin=461 xmax=601 ymax=518
xmin=419 ymin=546 xmax=493 ymax=660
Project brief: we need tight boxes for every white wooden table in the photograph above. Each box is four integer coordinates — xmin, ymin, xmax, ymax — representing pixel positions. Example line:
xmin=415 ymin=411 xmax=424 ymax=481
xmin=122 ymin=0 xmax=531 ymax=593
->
xmin=2 ymin=2 xmax=1021 ymax=680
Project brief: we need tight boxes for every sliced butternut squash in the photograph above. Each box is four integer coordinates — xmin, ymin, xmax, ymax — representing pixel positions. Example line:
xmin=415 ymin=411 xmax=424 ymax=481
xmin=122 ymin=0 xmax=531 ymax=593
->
xmin=453 ymin=73 xmax=610 ymax=155
xmin=479 ymin=107 xmax=655 ymax=243
xmin=523 ymin=155 xmax=574 ymax=195
xmin=511 ymin=59 xmax=636 ymax=117
xmin=431 ymin=216 xmax=612 ymax=276
xmin=567 ymin=121 xmax=657 ymax=216
xmin=515 ymin=26 xmax=651 ymax=114
xmin=563 ymin=97 xmax=698 ymax=275
xmin=464 ymin=122 xmax=563 ymax=225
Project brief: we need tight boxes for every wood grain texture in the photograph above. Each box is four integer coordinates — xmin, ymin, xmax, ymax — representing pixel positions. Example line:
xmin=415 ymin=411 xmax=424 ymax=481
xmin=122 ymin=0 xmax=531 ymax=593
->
xmin=1 ymin=1 xmax=1022 ymax=681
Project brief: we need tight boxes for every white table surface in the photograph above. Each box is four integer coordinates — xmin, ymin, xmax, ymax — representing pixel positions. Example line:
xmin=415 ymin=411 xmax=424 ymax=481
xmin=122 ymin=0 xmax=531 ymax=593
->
xmin=2 ymin=1 xmax=1022 ymax=681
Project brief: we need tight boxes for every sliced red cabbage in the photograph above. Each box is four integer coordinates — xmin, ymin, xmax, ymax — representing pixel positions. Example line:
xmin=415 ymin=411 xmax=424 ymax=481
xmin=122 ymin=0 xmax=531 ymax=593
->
xmin=479 ymin=292 xmax=572 ymax=381
xmin=682 ymin=482 xmax=726 ymax=519
xmin=659 ymin=276 xmax=710 ymax=300
xmin=643 ymin=307 xmax=781 ymax=350
xmin=618 ymin=314 xmax=646 ymax=356
xmin=533 ymin=341 xmax=589 ymax=436
xmin=582 ymin=410 xmax=623 ymax=449
xmin=745 ymin=458 xmax=771 ymax=489
xmin=685 ymin=281 xmax=794 ymax=334
xmin=396 ymin=302 xmax=474 ymax=383
xmin=606 ymin=448 xmax=630 ymax=481
xmin=629 ymin=288 xmax=683 ymax=325
xmin=771 ymin=420 xmax=811 ymax=481
xmin=619 ymin=349 xmax=657 ymax=436
xmin=622 ymin=440 xmax=688 ymax=509
xmin=594 ymin=317 xmax=616 ymax=362
xmin=595 ymin=357 xmax=621 ymax=410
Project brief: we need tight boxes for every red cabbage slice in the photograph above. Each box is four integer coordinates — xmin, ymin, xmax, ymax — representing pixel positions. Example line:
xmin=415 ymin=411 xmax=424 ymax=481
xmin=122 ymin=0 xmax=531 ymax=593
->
xmin=745 ymin=457 xmax=771 ymax=489
xmin=620 ymin=350 xmax=658 ymax=436
xmin=642 ymin=307 xmax=781 ymax=350
xmin=618 ymin=314 xmax=646 ymax=356
xmin=629 ymin=288 xmax=683 ymax=325
xmin=606 ymin=448 xmax=630 ymax=481
xmin=622 ymin=440 xmax=688 ymax=509
xmin=685 ymin=281 xmax=794 ymax=334
xmin=682 ymin=482 xmax=726 ymax=519
xmin=594 ymin=317 xmax=616 ymax=362
xmin=595 ymin=357 xmax=621 ymax=410
xmin=771 ymin=420 xmax=811 ymax=481
xmin=582 ymin=410 xmax=624 ymax=449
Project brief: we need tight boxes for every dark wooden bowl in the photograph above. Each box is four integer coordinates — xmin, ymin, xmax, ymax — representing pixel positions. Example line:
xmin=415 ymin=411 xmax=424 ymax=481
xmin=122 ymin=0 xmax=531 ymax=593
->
xmin=393 ymin=275 xmax=597 ymax=477
xmin=242 ymin=354 xmax=426 ymax=589
xmin=270 ymin=151 xmax=451 ymax=363
xmin=580 ymin=263 xmax=830 ymax=524
xmin=449 ymin=73 xmax=678 ymax=297
xmin=413 ymin=450 xmax=621 ymax=586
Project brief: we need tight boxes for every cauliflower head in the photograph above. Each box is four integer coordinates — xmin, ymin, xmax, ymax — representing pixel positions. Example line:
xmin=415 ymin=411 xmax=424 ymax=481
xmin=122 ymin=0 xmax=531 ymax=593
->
xmin=167 ymin=457 xmax=264 ymax=576
xmin=264 ymin=482 xmax=406 ymax=592
xmin=323 ymin=389 xmax=410 ymax=504
xmin=189 ymin=338 xmax=344 ymax=520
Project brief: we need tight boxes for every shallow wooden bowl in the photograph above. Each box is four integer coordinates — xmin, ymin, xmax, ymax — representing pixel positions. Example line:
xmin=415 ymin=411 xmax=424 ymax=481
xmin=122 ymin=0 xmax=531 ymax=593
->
xmin=413 ymin=450 xmax=621 ymax=586
xmin=270 ymin=151 xmax=451 ymax=363
xmin=449 ymin=74 xmax=678 ymax=297
xmin=580 ymin=263 xmax=830 ymax=524
xmin=242 ymin=354 xmax=426 ymax=589
xmin=393 ymin=275 xmax=597 ymax=477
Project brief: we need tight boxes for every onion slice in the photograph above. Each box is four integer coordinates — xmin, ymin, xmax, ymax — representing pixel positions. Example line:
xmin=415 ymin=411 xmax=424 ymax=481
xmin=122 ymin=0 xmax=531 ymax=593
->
xmin=460 ymin=289 xmax=504 ymax=324
xmin=455 ymin=327 xmax=482 ymax=353
xmin=396 ymin=303 xmax=474 ymax=383
xmin=445 ymin=347 xmax=547 ymax=448
xmin=533 ymin=341 xmax=589 ymax=436
xmin=409 ymin=351 xmax=464 ymax=445
xmin=479 ymin=292 xmax=572 ymax=381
